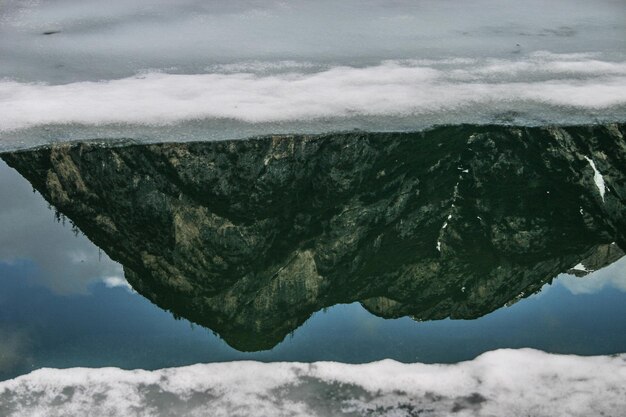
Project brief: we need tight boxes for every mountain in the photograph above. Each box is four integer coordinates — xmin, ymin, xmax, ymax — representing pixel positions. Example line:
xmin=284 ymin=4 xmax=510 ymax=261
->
xmin=3 ymin=124 xmax=625 ymax=351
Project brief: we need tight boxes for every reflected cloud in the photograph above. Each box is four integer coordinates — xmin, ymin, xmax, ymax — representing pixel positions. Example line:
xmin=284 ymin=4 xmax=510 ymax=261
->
xmin=102 ymin=276 xmax=134 ymax=292
xmin=559 ymin=256 xmax=626 ymax=294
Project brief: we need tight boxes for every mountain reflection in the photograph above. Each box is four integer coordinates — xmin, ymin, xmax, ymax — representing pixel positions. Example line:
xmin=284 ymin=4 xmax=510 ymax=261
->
xmin=2 ymin=124 xmax=625 ymax=351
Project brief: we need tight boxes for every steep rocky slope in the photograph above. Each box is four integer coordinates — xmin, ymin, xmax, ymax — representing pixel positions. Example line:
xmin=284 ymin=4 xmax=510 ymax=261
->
xmin=3 ymin=124 xmax=625 ymax=350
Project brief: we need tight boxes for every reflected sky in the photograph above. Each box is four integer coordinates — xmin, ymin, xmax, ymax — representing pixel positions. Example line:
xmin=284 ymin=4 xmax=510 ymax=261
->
xmin=559 ymin=257 xmax=626 ymax=294
xmin=0 ymin=255 xmax=624 ymax=382
xmin=0 ymin=160 xmax=123 ymax=294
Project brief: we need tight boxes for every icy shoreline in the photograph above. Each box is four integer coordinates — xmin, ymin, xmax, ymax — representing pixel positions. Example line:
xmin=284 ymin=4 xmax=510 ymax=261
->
xmin=1 ymin=348 xmax=625 ymax=417
xmin=2 ymin=54 xmax=625 ymax=133
xmin=1 ymin=52 xmax=624 ymax=152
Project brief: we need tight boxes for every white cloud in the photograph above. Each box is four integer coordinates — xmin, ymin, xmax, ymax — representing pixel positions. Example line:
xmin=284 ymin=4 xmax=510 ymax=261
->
xmin=102 ymin=276 xmax=133 ymax=292
xmin=0 ymin=349 xmax=624 ymax=416
xmin=559 ymin=256 xmax=626 ymax=295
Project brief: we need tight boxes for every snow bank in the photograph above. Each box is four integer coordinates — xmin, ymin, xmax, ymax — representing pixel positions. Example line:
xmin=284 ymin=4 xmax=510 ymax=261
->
xmin=1 ymin=55 xmax=625 ymax=134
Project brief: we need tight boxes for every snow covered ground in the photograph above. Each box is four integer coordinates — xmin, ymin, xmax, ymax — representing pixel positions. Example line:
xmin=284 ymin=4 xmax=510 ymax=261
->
xmin=0 ymin=0 xmax=624 ymax=149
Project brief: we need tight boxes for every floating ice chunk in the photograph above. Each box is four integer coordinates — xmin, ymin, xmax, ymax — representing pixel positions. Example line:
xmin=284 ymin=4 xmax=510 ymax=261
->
xmin=583 ymin=156 xmax=606 ymax=201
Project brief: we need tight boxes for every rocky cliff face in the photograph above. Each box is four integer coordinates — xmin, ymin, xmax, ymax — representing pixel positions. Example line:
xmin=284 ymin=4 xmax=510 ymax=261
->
xmin=3 ymin=124 xmax=625 ymax=350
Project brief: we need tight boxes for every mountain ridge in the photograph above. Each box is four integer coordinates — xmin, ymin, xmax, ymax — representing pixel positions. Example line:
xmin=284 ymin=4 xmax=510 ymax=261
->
xmin=3 ymin=123 xmax=624 ymax=350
